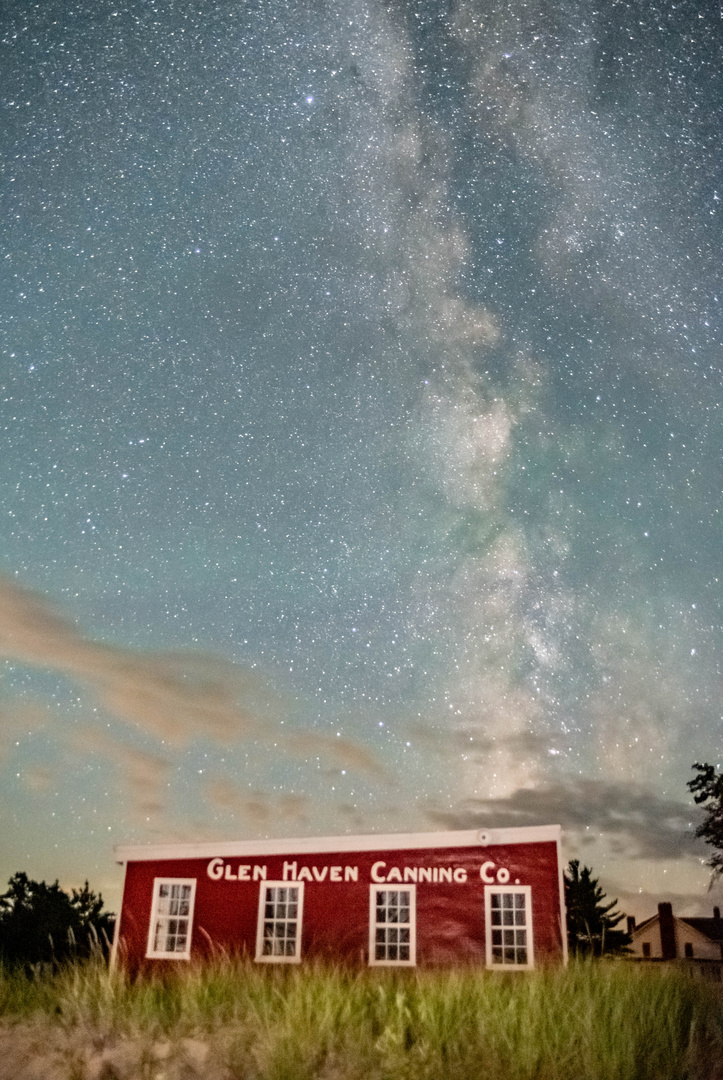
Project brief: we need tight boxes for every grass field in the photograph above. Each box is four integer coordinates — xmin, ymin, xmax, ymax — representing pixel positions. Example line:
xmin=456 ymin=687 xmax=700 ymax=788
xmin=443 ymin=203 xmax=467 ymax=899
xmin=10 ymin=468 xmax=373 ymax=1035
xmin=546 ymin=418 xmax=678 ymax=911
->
xmin=1 ymin=956 xmax=722 ymax=1080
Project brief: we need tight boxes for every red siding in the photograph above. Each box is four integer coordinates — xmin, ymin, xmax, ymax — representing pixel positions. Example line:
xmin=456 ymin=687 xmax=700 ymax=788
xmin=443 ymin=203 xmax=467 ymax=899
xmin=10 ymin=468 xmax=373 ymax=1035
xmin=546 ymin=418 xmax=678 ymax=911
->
xmin=116 ymin=839 xmax=563 ymax=973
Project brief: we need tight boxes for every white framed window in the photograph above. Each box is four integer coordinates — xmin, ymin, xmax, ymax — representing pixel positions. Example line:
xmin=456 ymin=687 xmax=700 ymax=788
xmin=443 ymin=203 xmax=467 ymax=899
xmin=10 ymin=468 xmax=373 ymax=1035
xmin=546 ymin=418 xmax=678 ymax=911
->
xmin=146 ymin=878 xmax=196 ymax=960
xmin=485 ymin=885 xmax=533 ymax=970
xmin=369 ymin=886 xmax=416 ymax=966
xmin=255 ymin=882 xmax=304 ymax=963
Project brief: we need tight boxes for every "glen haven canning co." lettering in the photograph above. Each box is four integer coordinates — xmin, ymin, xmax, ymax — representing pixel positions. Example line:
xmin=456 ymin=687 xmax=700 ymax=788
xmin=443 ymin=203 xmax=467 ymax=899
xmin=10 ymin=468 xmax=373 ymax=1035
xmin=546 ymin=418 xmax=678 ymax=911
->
xmin=206 ymin=858 xmax=517 ymax=884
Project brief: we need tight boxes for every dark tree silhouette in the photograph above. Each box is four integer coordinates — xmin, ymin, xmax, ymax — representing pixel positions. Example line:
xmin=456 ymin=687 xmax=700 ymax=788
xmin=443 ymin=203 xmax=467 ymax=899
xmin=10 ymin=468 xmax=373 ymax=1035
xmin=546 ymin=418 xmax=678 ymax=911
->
xmin=688 ymin=762 xmax=723 ymax=878
xmin=0 ymin=872 xmax=114 ymax=967
xmin=564 ymin=860 xmax=630 ymax=957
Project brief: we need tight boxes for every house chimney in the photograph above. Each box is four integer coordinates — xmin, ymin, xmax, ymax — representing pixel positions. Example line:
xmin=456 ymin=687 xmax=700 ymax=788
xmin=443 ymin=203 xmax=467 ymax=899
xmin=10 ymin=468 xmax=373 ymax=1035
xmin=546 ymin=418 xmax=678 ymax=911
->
xmin=658 ymin=902 xmax=677 ymax=960
xmin=714 ymin=907 xmax=720 ymax=921
xmin=627 ymin=916 xmax=636 ymax=934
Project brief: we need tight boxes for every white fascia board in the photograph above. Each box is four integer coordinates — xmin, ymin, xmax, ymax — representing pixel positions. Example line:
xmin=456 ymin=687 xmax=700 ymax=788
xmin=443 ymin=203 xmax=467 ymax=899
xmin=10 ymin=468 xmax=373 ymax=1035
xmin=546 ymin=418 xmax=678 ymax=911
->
xmin=115 ymin=824 xmax=561 ymax=864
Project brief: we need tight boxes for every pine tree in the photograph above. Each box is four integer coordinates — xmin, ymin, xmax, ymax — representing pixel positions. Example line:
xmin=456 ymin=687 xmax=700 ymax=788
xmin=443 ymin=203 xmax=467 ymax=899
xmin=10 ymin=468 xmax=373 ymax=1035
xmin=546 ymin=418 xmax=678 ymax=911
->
xmin=0 ymin=872 xmax=114 ymax=966
xmin=688 ymin=763 xmax=723 ymax=878
xmin=564 ymin=860 xmax=630 ymax=957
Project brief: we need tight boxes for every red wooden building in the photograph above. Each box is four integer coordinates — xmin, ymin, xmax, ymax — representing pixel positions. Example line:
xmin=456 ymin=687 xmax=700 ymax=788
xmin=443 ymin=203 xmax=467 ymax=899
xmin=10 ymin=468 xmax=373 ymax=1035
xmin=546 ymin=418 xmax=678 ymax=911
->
xmin=113 ymin=825 xmax=566 ymax=972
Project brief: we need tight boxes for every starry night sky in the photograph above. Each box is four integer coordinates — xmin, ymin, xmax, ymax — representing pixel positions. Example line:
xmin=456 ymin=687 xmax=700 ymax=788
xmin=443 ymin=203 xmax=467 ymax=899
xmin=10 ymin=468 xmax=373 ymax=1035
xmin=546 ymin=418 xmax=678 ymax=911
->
xmin=1 ymin=0 xmax=721 ymax=917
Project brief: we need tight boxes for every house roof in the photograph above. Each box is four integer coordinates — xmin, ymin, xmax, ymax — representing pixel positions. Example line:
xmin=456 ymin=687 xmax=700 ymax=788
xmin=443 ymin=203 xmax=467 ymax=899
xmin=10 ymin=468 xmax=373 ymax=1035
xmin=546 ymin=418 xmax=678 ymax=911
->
xmin=680 ymin=917 xmax=723 ymax=942
xmin=631 ymin=912 xmax=723 ymax=944
xmin=631 ymin=915 xmax=657 ymax=935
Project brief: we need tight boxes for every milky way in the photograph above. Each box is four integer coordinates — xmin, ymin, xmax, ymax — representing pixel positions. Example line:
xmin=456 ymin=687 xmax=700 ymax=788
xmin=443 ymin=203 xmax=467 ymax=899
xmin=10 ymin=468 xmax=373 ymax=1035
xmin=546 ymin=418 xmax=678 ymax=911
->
xmin=1 ymin=0 xmax=720 ymax=915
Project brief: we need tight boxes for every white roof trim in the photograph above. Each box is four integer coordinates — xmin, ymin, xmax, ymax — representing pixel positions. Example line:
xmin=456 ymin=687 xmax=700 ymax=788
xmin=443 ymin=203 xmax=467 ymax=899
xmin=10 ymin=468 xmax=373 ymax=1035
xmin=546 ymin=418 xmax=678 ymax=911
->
xmin=115 ymin=824 xmax=561 ymax=863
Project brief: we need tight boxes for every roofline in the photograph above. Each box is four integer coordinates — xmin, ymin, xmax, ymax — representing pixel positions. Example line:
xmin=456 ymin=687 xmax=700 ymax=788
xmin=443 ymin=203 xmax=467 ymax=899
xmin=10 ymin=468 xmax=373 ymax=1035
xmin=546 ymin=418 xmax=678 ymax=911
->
xmin=631 ymin=915 xmax=657 ymax=934
xmin=114 ymin=824 xmax=562 ymax=864
xmin=631 ymin=913 xmax=723 ymax=943
xmin=678 ymin=917 xmax=723 ymax=939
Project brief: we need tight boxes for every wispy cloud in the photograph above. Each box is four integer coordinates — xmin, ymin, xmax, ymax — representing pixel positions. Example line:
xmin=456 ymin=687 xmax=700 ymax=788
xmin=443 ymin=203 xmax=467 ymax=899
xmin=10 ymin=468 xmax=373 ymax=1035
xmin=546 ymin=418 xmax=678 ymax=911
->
xmin=0 ymin=701 xmax=47 ymax=761
xmin=204 ymin=776 xmax=310 ymax=827
xmin=75 ymin=727 xmax=170 ymax=820
xmin=286 ymin=732 xmax=388 ymax=780
xmin=0 ymin=575 xmax=389 ymax=831
xmin=0 ymin=575 xmax=259 ymax=745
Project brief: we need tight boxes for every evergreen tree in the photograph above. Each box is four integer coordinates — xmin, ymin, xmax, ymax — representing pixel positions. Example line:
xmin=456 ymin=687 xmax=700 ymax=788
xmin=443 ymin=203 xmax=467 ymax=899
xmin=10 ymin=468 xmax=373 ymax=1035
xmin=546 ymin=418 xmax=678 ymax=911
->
xmin=564 ymin=860 xmax=630 ymax=957
xmin=688 ymin=763 xmax=723 ymax=878
xmin=0 ymin=871 xmax=114 ymax=967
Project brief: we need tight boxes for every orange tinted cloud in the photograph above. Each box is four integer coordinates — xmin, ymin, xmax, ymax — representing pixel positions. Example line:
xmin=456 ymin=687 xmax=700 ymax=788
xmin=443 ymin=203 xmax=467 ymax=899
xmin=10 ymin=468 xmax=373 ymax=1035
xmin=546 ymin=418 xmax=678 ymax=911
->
xmin=286 ymin=731 xmax=388 ymax=779
xmin=0 ymin=575 xmax=260 ymax=745
xmin=0 ymin=576 xmax=388 ymax=813
xmin=76 ymin=727 xmax=170 ymax=819
xmin=0 ymin=701 xmax=47 ymax=761
xmin=204 ymin=776 xmax=310 ymax=826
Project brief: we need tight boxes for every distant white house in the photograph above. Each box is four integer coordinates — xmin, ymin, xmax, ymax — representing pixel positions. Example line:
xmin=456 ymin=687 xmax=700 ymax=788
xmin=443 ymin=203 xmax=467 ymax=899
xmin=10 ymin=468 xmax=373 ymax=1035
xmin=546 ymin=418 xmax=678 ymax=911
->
xmin=627 ymin=902 xmax=723 ymax=979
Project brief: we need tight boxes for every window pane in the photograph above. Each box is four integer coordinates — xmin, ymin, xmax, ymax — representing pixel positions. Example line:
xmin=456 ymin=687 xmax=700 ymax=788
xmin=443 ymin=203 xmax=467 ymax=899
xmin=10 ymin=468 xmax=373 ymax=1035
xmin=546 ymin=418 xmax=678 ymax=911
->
xmin=372 ymin=887 xmax=413 ymax=963
xmin=488 ymin=888 xmax=530 ymax=968
xmin=151 ymin=881 xmax=194 ymax=956
xmin=259 ymin=886 xmax=301 ymax=961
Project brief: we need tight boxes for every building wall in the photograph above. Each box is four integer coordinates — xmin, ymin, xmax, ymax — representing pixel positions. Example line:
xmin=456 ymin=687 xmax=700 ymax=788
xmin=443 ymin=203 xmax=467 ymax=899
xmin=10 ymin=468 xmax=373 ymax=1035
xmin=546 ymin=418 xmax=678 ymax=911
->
xmin=116 ymin=839 xmax=564 ymax=972
xmin=675 ymin=923 xmax=722 ymax=961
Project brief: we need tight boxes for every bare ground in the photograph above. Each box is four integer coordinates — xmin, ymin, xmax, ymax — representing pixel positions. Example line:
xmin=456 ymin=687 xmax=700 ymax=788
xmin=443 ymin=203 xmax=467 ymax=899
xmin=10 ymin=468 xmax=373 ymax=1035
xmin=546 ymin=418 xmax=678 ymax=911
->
xmin=0 ymin=1021 xmax=233 ymax=1080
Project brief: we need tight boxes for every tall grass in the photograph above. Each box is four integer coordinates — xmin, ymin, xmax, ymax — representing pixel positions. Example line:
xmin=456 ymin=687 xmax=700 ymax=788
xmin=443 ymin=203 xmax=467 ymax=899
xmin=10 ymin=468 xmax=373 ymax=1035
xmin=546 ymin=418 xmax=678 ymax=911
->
xmin=1 ymin=957 xmax=721 ymax=1079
